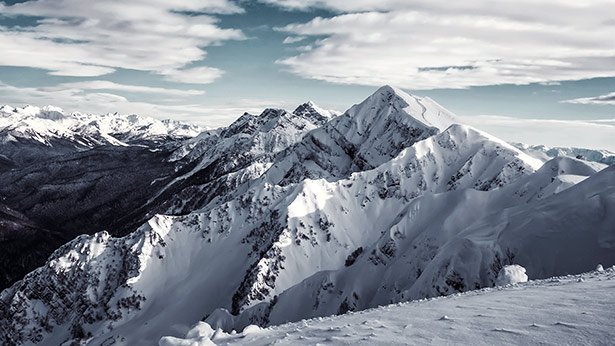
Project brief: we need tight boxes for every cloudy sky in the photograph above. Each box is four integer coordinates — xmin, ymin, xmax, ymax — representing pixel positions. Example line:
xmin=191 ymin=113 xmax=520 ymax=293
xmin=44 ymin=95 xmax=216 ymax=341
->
xmin=1 ymin=0 xmax=614 ymax=149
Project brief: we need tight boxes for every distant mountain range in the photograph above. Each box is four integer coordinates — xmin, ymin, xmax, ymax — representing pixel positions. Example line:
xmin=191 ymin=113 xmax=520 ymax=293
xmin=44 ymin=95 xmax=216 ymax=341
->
xmin=0 ymin=87 xmax=613 ymax=345
xmin=512 ymin=142 xmax=615 ymax=166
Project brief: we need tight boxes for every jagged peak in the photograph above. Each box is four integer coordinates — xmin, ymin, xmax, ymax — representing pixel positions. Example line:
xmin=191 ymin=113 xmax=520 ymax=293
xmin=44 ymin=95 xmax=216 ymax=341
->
xmin=260 ymin=108 xmax=288 ymax=118
xmin=357 ymin=85 xmax=413 ymax=110
xmin=222 ymin=105 xmax=325 ymax=138
xmin=0 ymin=105 xmax=16 ymax=113
xmin=293 ymin=101 xmax=318 ymax=113
xmin=374 ymin=84 xmax=414 ymax=98
xmin=293 ymin=101 xmax=335 ymax=123
xmin=38 ymin=105 xmax=67 ymax=120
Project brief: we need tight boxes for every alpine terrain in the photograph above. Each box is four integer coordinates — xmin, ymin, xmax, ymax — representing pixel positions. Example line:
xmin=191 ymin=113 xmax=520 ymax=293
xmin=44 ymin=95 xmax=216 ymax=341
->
xmin=0 ymin=86 xmax=613 ymax=345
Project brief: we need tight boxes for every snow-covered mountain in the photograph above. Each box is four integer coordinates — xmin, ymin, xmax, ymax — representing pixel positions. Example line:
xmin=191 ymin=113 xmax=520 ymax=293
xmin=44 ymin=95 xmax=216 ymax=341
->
xmin=0 ymin=86 xmax=613 ymax=345
xmin=264 ymin=85 xmax=459 ymax=185
xmin=0 ymin=104 xmax=203 ymax=146
xmin=512 ymin=142 xmax=615 ymax=166
xmin=0 ymin=104 xmax=203 ymax=169
xmin=222 ymin=159 xmax=612 ymax=330
xmin=0 ymin=100 xmax=337 ymax=293
xmin=154 ymin=102 xmax=335 ymax=214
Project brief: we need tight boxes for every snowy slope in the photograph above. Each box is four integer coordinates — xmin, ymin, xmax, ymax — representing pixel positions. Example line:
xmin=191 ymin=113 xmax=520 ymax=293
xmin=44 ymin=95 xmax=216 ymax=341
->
xmin=0 ymin=86 xmax=613 ymax=346
xmin=207 ymin=157 xmax=609 ymax=331
xmin=215 ymin=124 xmax=545 ymax=324
xmin=162 ymin=267 xmax=615 ymax=345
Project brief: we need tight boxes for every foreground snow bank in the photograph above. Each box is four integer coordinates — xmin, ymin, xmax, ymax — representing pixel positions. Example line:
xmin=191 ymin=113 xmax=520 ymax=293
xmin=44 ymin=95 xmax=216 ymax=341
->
xmin=496 ymin=265 xmax=528 ymax=286
xmin=161 ymin=267 xmax=615 ymax=345
xmin=160 ymin=324 xmax=262 ymax=346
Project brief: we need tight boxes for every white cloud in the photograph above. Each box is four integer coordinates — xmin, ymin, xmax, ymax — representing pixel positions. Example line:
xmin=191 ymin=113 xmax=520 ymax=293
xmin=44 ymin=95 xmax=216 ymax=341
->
xmin=0 ymin=80 xmax=210 ymax=123
xmin=158 ymin=66 xmax=225 ymax=84
xmin=261 ymin=0 xmax=417 ymax=12
xmin=46 ymin=81 xmax=205 ymax=96
xmin=459 ymin=114 xmax=615 ymax=151
xmin=562 ymin=92 xmax=615 ymax=105
xmin=590 ymin=118 xmax=615 ymax=125
xmin=160 ymin=98 xmax=302 ymax=128
xmin=270 ymin=0 xmax=615 ymax=89
xmin=0 ymin=81 xmax=297 ymax=128
xmin=282 ymin=36 xmax=306 ymax=44
xmin=0 ymin=0 xmax=244 ymax=81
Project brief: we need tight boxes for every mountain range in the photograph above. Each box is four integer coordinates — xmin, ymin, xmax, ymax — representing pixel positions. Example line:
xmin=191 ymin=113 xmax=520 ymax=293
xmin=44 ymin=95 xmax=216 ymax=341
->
xmin=0 ymin=86 xmax=613 ymax=345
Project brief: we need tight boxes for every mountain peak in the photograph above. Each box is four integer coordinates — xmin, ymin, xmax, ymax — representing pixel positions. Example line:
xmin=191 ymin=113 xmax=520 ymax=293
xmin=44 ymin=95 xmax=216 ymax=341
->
xmin=39 ymin=105 xmax=66 ymax=120
xmin=293 ymin=101 xmax=337 ymax=120
xmin=374 ymin=84 xmax=411 ymax=97
xmin=361 ymin=85 xmax=412 ymax=109
xmin=349 ymin=85 xmax=458 ymax=132
xmin=0 ymin=105 xmax=15 ymax=114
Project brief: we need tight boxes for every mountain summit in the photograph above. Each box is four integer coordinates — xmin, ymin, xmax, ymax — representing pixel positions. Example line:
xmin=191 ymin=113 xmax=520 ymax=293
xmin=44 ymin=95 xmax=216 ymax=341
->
xmin=347 ymin=85 xmax=458 ymax=132
xmin=293 ymin=101 xmax=338 ymax=121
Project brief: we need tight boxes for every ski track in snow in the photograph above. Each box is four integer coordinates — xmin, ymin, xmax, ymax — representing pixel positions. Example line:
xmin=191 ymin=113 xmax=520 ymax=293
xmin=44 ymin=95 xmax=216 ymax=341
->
xmin=411 ymin=95 xmax=428 ymax=127
xmin=162 ymin=268 xmax=615 ymax=345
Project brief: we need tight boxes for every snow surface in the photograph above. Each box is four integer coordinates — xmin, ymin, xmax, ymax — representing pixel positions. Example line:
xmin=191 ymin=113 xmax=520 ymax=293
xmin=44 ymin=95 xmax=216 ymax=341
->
xmin=161 ymin=268 xmax=615 ymax=345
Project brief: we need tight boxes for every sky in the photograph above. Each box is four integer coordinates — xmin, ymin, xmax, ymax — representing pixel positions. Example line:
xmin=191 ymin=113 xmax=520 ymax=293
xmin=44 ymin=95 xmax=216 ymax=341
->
xmin=0 ymin=0 xmax=614 ymax=150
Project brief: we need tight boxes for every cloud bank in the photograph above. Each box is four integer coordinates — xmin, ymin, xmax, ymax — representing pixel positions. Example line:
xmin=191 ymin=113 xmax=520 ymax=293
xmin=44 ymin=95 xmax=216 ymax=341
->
xmin=270 ymin=0 xmax=615 ymax=89
xmin=0 ymin=0 xmax=244 ymax=83
xmin=563 ymin=92 xmax=615 ymax=105
xmin=0 ymin=81 xmax=297 ymax=128
xmin=459 ymin=114 xmax=615 ymax=151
